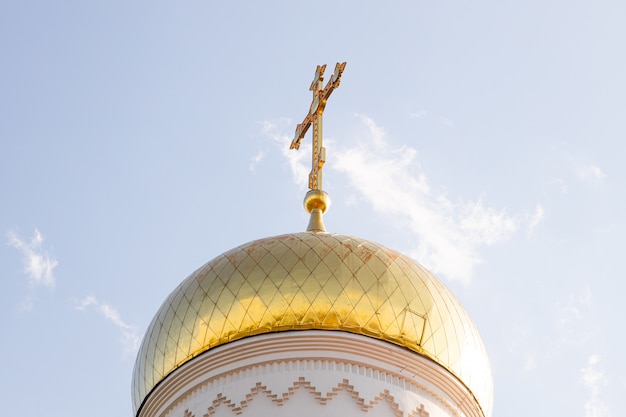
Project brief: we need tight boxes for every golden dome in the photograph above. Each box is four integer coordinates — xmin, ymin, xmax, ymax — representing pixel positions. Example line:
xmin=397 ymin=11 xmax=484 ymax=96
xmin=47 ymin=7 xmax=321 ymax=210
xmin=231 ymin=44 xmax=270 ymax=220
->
xmin=131 ymin=232 xmax=493 ymax=415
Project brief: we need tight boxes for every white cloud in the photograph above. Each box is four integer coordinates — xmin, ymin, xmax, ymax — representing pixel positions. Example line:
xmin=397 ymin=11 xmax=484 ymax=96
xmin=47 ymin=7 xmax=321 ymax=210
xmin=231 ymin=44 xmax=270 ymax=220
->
xmin=527 ymin=204 xmax=544 ymax=236
xmin=556 ymin=287 xmax=593 ymax=346
xmin=75 ymin=295 xmax=140 ymax=357
xmin=409 ymin=110 xmax=427 ymax=119
xmin=580 ymin=355 xmax=611 ymax=417
xmin=577 ymin=164 xmax=606 ymax=183
xmin=248 ymin=150 xmax=266 ymax=173
xmin=359 ymin=114 xmax=386 ymax=148
xmin=261 ymin=118 xmax=309 ymax=190
xmin=558 ymin=287 xmax=591 ymax=327
xmin=547 ymin=177 xmax=569 ymax=195
xmin=7 ymin=228 xmax=58 ymax=288
xmin=262 ymin=115 xmax=543 ymax=283
xmin=332 ymin=115 xmax=517 ymax=283
xmin=75 ymin=295 xmax=97 ymax=311
xmin=439 ymin=116 xmax=454 ymax=127
xmin=569 ymin=157 xmax=606 ymax=188
xmin=263 ymin=114 xmax=536 ymax=283
xmin=522 ymin=355 xmax=536 ymax=372
xmin=19 ymin=296 xmax=34 ymax=313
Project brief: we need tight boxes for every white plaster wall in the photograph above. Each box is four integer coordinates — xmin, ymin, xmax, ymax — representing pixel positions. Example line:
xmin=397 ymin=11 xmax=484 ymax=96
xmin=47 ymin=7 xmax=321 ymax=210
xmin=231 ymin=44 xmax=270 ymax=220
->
xmin=139 ymin=332 xmax=482 ymax=417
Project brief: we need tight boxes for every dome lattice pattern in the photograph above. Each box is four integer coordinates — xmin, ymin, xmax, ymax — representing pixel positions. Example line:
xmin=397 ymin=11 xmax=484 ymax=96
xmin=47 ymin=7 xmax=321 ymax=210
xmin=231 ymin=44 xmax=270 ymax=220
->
xmin=132 ymin=232 xmax=492 ymax=415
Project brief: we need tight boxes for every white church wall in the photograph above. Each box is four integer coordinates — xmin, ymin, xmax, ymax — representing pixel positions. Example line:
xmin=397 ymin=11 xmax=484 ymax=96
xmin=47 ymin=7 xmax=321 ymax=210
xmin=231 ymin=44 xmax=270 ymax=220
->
xmin=139 ymin=332 xmax=482 ymax=417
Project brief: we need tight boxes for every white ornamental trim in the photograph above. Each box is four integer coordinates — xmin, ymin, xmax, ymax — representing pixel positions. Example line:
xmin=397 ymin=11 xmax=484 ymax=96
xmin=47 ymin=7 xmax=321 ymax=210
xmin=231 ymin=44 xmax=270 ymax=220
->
xmin=139 ymin=331 xmax=483 ymax=417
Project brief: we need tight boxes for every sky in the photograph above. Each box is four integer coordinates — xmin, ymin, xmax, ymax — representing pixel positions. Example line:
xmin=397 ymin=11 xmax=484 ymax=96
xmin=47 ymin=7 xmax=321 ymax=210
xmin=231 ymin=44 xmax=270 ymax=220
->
xmin=1 ymin=1 xmax=625 ymax=416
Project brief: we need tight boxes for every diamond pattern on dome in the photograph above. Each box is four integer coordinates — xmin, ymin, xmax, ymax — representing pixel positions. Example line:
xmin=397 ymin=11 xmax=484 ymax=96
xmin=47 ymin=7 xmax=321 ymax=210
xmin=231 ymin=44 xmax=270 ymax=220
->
xmin=132 ymin=232 xmax=493 ymax=416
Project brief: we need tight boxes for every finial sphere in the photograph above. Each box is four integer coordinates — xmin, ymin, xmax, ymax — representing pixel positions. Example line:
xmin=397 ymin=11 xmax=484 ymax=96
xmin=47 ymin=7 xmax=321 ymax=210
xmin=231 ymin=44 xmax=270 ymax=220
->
xmin=304 ymin=189 xmax=330 ymax=214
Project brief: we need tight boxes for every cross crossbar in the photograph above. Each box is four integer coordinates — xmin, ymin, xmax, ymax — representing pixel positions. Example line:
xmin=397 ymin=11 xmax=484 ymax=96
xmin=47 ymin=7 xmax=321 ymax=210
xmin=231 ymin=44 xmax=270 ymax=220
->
xmin=290 ymin=62 xmax=346 ymax=190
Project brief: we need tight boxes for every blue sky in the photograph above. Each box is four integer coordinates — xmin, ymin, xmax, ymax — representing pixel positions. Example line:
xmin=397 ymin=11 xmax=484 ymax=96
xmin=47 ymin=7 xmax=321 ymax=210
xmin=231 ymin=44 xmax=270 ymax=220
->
xmin=2 ymin=2 xmax=625 ymax=416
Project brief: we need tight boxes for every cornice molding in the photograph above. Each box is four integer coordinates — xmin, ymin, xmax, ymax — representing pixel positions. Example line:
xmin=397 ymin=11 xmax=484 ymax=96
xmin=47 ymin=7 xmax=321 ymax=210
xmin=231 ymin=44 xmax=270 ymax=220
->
xmin=138 ymin=331 xmax=483 ymax=417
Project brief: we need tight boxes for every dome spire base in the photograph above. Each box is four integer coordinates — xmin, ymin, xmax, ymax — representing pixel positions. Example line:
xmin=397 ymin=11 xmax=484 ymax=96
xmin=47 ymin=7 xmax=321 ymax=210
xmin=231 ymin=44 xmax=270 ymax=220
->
xmin=306 ymin=208 xmax=326 ymax=232
xmin=303 ymin=189 xmax=330 ymax=232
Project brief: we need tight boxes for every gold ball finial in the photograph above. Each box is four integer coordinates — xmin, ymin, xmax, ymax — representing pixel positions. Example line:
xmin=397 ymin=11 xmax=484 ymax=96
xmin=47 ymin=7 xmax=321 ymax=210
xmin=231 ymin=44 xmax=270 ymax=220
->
xmin=304 ymin=189 xmax=330 ymax=214
xmin=304 ymin=189 xmax=330 ymax=232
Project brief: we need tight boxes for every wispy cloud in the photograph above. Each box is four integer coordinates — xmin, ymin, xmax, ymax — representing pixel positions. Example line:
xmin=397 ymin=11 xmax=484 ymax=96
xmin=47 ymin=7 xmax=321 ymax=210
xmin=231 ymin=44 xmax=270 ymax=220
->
xmin=526 ymin=204 xmax=544 ymax=236
xmin=577 ymin=164 xmax=606 ymax=184
xmin=7 ymin=228 xmax=58 ymax=289
xmin=332 ymin=115 xmax=518 ymax=283
xmin=507 ymin=323 xmax=536 ymax=372
xmin=264 ymin=115 xmax=528 ymax=283
xmin=75 ymin=295 xmax=97 ymax=310
xmin=261 ymin=118 xmax=309 ymax=189
xmin=556 ymin=287 xmax=592 ymax=346
xmin=248 ymin=150 xmax=266 ymax=173
xmin=18 ymin=297 xmax=34 ymax=313
xmin=557 ymin=287 xmax=591 ymax=326
xmin=409 ymin=110 xmax=427 ymax=119
xmin=360 ymin=114 xmax=387 ymax=148
xmin=546 ymin=177 xmax=569 ymax=195
xmin=580 ymin=355 xmax=611 ymax=417
xmin=75 ymin=295 xmax=140 ymax=357
xmin=439 ymin=116 xmax=454 ymax=127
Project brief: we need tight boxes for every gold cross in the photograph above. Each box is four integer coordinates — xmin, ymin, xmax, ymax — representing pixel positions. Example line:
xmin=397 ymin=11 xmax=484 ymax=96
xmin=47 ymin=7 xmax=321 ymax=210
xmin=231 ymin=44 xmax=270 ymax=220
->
xmin=290 ymin=62 xmax=346 ymax=190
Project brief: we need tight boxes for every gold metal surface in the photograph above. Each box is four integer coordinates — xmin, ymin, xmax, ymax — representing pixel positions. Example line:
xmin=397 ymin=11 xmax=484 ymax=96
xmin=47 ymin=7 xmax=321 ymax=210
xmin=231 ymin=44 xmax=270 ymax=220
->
xmin=132 ymin=232 xmax=493 ymax=415
xmin=303 ymin=190 xmax=330 ymax=232
xmin=290 ymin=62 xmax=346 ymax=190
xmin=303 ymin=189 xmax=330 ymax=214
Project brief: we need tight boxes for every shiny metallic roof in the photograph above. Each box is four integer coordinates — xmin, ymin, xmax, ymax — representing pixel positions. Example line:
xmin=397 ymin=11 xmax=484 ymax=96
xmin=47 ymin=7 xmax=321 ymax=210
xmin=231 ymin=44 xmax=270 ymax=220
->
xmin=131 ymin=232 xmax=493 ymax=415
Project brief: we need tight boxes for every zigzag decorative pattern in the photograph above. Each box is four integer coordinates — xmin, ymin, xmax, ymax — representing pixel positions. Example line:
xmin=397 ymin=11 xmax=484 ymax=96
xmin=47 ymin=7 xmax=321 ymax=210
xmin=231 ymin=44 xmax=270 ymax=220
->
xmin=182 ymin=377 xmax=430 ymax=417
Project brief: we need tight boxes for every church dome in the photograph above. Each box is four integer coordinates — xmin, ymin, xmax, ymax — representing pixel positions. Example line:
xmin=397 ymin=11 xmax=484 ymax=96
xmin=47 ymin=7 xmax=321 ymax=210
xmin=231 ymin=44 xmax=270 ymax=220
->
xmin=131 ymin=232 xmax=493 ymax=416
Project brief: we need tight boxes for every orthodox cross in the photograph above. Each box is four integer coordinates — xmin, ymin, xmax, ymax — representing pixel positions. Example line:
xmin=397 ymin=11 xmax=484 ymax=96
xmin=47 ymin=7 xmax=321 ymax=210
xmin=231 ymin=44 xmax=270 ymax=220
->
xmin=290 ymin=62 xmax=346 ymax=190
